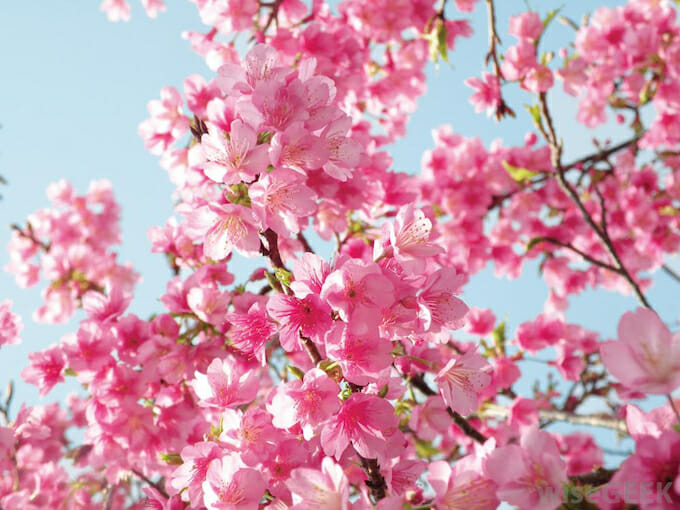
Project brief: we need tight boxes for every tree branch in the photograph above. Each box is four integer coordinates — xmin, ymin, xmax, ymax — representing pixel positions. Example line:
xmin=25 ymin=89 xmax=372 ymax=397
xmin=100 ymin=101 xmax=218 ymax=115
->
xmin=409 ymin=374 xmax=488 ymax=444
xmin=528 ymin=236 xmax=620 ymax=272
xmin=537 ymin=92 xmax=652 ymax=309
xmin=131 ymin=469 xmax=168 ymax=499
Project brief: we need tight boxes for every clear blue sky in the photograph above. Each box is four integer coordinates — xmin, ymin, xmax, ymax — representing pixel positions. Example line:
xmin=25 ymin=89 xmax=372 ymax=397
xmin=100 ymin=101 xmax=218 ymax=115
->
xmin=1 ymin=0 xmax=677 ymax=469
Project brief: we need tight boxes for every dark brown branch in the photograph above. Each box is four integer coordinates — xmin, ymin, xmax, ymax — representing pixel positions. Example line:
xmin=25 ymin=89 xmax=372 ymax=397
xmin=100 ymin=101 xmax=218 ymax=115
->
xmin=484 ymin=0 xmax=514 ymax=120
xmin=260 ymin=228 xmax=285 ymax=269
xmin=299 ymin=332 xmax=322 ymax=366
xmin=131 ymin=469 xmax=168 ymax=499
xmin=570 ymin=468 xmax=617 ymax=487
xmin=537 ymin=92 xmax=652 ymax=309
xmin=409 ymin=374 xmax=488 ymax=444
xmin=662 ymin=264 xmax=680 ymax=284
xmin=10 ymin=223 xmax=50 ymax=251
xmin=528 ymin=237 xmax=620 ymax=272
xmin=296 ymin=232 xmax=314 ymax=253
xmin=358 ymin=455 xmax=388 ymax=504
xmin=562 ymin=135 xmax=641 ymax=172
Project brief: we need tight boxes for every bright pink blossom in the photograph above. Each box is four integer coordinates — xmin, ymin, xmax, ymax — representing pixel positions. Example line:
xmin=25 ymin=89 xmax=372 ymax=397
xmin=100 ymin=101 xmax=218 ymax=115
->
xmin=202 ymin=453 xmax=266 ymax=510
xmin=485 ymin=428 xmax=567 ymax=510
xmin=0 ymin=300 xmax=22 ymax=347
xmin=191 ymin=358 xmax=259 ymax=408
xmin=436 ymin=349 xmax=491 ymax=415
xmin=320 ymin=392 xmax=401 ymax=461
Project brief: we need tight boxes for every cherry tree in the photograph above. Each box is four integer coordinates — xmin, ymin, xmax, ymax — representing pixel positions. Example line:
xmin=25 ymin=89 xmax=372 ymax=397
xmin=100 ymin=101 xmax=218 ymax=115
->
xmin=2 ymin=0 xmax=680 ymax=508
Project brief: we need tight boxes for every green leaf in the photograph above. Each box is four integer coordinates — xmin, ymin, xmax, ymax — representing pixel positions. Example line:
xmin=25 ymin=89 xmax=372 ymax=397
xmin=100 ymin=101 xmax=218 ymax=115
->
xmin=543 ymin=7 xmax=561 ymax=28
xmin=257 ymin=131 xmax=273 ymax=144
xmin=502 ymin=161 xmax=539 ymax=184
xmin=286 ymin=365 xmax=305 ymax=380
xmin=275 ymin=267 xmax=293 ymax=287
xmin=425 ymin=19 xmax=449 ymax=65
xmin=414 ymin=437 xmax=439 ymax=459
xmin=526 ymin=237 xmax=547 ymax=252
xmin=378 ymin=384 xmax=389 ymax=398
xmin=160 ymin=453 xmax=183 ymax=465
xmin=491 ymin=320 xmax=506 ymax=352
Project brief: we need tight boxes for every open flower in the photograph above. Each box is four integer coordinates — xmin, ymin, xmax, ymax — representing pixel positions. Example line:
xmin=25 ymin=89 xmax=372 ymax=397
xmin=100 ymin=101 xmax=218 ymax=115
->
xmin=600 ymin=308 xmax=680 ymax=394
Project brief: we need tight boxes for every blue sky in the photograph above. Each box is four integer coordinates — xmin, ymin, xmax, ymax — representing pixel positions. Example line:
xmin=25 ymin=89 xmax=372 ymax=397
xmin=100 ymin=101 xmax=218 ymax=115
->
xmin=1 ymin=0 xmax=678 ymax=471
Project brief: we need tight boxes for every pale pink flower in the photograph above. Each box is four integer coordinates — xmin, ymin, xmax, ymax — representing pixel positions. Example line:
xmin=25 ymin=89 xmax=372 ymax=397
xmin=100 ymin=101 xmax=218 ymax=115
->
xmin=325 ymin=314 xmax=393 ymax=386
xmin=170 ymin=442 xmax=222 ymax=506
xmin=428 ymin=456 xmax=498 ymax=510
xmin=202 ymin=454 xmax=266 ymax=510
xmin=81 ymin=286 xmax=131 ymax=323
xmin=187 ymin=287 xmax=230 ymax=326
xmin=266 ymin=293 xmax=332 ymax=351
xmin=216 ymin=44 xmax=281 ymax=95
xmin=249 ymin=168 xmax=318 ymax=235
xmin=289 ymin=253 xmax=330 ymax=298
xmin=269 ymin=123 xmax=328 ymax=173
xmin=200 ymin=120 xmax=269 ymax=184
xmin=0 ymin=300 xmax=22 ymax=347
xmin=417 ymin=267 xmax=469 ymax=333
xmin=522 ymin=64 xmax=554 ymax=93
xmin=320 ymin=259 xmax=395 ymax=321
xmin=624 ymin=403 xmax=677 ymax=440
xmin=191 ymin=358 xmax=259 ymax=408
xmin=100 ymin=0 xmax=130 ymax=22
xmin=268 ymin=368 xmax=340 ymax=439
xmin=286 ymin=457 xmax=349 ymax=510
xmin=509 ymin=12 xmax=543 ymax=41
xmin=320 ymin=393 xmax=401 ymax=461
xmin=436 ymin=349 xmax=491 ymax=415
xmin=465 ymin=73 xmax=501 ymax=117
xmin=141 ymin=0 xmax=166 ymax=18
xmin=21 ymin=345 xmax=66 ymax=396
xmin=226 ymin=302 xmax=276 ymax=365
xmin=186 ymin=203 xmax=262 ymax=261
xmin=485 ymin=428 xmax=567 ymax=510
xmin=377 ymin=205 xmax=443 ymax=271
xmin=600 ymin=307 xmax=680 ymax=394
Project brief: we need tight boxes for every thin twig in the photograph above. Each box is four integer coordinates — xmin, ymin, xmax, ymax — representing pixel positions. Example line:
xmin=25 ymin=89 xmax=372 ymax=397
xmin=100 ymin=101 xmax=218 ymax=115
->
xmin=562 ymin=135 xmax=641 ymax=172
xmin=296 ymin=232 xmax=314 ymax=253
xmin=570 ymin=468 xmax=617 ymax=487
xmin=537 ymin=92 xmax=651 ymax=309
xmin=409 ymin=374 xmax=488 ymax=444
xmin=528 ymin=236 xmax=620 ymax=272
xmin=131 ymin=469 xmax=168 ymax=499
xmin=662 ymin=264 xmax=680 ymax=284
xmin=484 ymin=0 xmax=514 ymax=120
xmin=481 ymin=406 xmax=627 ymax=433
xmin=358 ymin=455 xmax=387 ymax=504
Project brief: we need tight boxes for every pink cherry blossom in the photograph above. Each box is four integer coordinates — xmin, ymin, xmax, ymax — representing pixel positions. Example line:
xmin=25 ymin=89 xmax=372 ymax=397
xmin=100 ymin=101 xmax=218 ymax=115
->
xmin=202 ymin=453 xmax=266 ymax=510
xmin=485 ymin=428 xmax=567 ymax=510
xmin=600 ymin=308 xmax=680 ymax=394
xmin=0 ymin=300 xmax=22 ymax=347
xmin=186 ymin=202 xmax=262 ymax=260
xmin=320 ymin=392 xmax=401 ymax=461
xmin=286 ymin=457 xmax=349 ymax=510
xmin=268 ymin=368 xmax=340 ymax=439
xmin=191 ymin=358 xmax=259 ymax=408
xmin=200 ymin=120 xmax=270 ymax=184
xmin=436 ymin=349 xmax=491 ymax=415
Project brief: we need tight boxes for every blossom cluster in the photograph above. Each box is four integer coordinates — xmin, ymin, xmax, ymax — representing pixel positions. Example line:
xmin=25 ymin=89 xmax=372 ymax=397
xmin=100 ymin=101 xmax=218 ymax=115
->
xmin=3 ymin=0 xmax=680 ymax=509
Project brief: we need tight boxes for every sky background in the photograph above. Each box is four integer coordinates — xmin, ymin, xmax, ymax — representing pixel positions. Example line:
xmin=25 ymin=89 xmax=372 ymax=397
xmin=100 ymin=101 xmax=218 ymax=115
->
xmin=1 ymin=0 xmax=678 ymax=475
